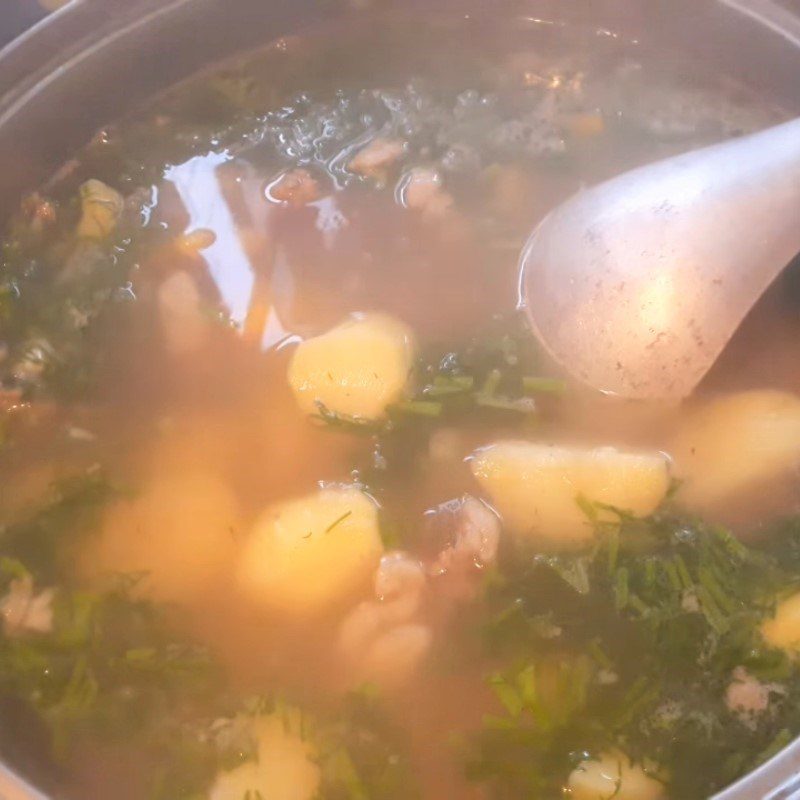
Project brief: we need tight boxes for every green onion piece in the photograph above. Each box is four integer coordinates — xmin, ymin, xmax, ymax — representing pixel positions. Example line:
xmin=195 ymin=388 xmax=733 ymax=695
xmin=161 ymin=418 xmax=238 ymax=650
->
xmin=661 ymin=559 xmax=682 ymax=592
xmin=614 ymin=567 xmax=629 ymax=611
xmin=606 ymin=528 xmax=619 ymax=573
xmin=614 ymin=676 xmax=661 ymax=730
xmin=576 ymin=493 xmax=599 ymax=525
xmin=697 ymin=565 xmax=736 ymax=614
xmin=424 ymin=374 xmax=475 ymax=397
xmin=474 ymin=395 xmax=537 ymax=414
xmin=696 ymin=584 xmax=729 ymax=634
xmin=392 ymin=399 xmax=443 ymax=417
xmin=522 ymin=376 xmax=567 ymax=395
xmin=673 ymin=554 xmax=694 ymax=590
xmin=643 ymin=557 xmax=656 ymax=589
xmin=480 ymin=368 xmax=502 ymax=397
xmin=628 ymin=593 xmax=649 ymax=616
xmin=538 ymin=555 xmax=591 ymax=595
xmin=515 ymin=663 xmax=537 ymax=710
xmin=488 ymin=673 xmax=524 ymax=717
xmin=587 ymin=639 xmax=613 ymax=670
xmin=481 ymin=713 xmax=519 ymax=730
xmin=754 ymin=728 xmax=792 ymax=766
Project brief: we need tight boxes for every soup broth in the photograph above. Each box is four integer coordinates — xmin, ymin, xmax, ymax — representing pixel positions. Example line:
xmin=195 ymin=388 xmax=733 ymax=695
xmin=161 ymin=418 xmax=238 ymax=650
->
xmin=1 ymin=13 xmax=800 ymax=800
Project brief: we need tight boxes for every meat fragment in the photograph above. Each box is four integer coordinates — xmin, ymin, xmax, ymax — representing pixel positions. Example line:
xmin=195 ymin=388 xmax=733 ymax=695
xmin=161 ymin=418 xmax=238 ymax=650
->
xmin=0 ymin=575 xmax=55 ymax=636
xmin=725 ymin=666 xmax=783 ymax=726
xmin=401 ymin=167 xmax=455 ymax=218
xmin=268 ymin=169 xmax=321 ymax=207
xmin=426 ymin=495 xmax=500 ymax=599
xmin=348 ymin=137 xmax=405 ymax=179
xmin=337 ymin=498 xmax=500 ymax=686
xmin=176 ymin=228 xmax=217 ymax=254
xmin=20 ymin=192 xmax=56 ymax=234
xmin=337 ymin=552 xmax=431 ymax=688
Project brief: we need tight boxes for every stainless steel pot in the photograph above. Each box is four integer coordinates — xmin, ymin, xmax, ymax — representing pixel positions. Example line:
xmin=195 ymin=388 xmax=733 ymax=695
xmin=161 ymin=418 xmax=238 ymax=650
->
xmin=0 ymin=0 xmax=798 ymax=797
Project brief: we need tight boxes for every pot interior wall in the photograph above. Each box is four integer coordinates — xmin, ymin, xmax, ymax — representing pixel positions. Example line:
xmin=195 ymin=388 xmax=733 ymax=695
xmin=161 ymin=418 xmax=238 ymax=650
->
xmin=0 ymin=0 xmax=797 ymax=222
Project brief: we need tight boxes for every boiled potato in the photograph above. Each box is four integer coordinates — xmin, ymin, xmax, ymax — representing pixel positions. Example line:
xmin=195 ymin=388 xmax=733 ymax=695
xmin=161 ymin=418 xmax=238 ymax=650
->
xmin=761 ymin=591 xmax=800 ymax=654
xmin=671 ymin=390 xmax=800 ymax=520
xmin=76 ymin=179 xmax=123 ymax=240
xmin=287 ymin=313 xmax=414 ymax=420
xmin=568 ymin=751 xmax=665 ymax=800
xmin=88 ymin=471 xmax=239 ymax=604
xmin=238 ymin=486 xmax=383 ymax=615
xmin=211 ymin=711 xmax=320 ymax=800
xmin=470 ymin=442 xmax=669 ymax=548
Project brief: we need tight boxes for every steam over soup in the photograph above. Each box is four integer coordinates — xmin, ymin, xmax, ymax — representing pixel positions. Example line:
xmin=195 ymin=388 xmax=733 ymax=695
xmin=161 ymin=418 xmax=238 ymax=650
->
xmin=1 ymin=13 xmax=800 ymax=800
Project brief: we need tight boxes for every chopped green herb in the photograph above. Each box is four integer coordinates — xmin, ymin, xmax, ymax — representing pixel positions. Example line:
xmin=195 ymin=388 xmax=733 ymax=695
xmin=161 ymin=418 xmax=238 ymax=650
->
xmin=522 ymin=376 xmax=567 ymax=395
xmin=472 ymin=505 xmax=800 ymax=799
xmin=391 ymin=399 xmax=443 ymax=418
xmin=326 ymin=510 xmax=353 ymax=533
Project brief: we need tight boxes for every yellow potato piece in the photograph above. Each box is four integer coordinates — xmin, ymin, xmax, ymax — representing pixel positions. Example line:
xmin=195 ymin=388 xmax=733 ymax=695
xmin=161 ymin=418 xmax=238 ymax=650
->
xmin=211 ymin=712 xmax=320 ymax=800
xmin=238 ymin=487 xmax=383 ymax=615
xmin=287 ymin=313 xmax=414 ymax=420
xmin=762 ymin=591 xmax=800 ymax=654
xmin=568 ymin=751 xmax=666 ymax=800
xmin=76 ymin=179 xmax=123 ymax=240
xmin=89 ymin=472 xmax=239 ymax=604
xmin=470 ymin=442 xmax=669 ymax=548
xmin=671 ymin=390 xmax=800 ymax=517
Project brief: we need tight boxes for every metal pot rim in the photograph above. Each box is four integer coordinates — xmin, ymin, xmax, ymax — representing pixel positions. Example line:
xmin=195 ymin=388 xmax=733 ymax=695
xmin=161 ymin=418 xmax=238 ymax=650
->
xmin=0 ymin=1 xmax=799 ymax=798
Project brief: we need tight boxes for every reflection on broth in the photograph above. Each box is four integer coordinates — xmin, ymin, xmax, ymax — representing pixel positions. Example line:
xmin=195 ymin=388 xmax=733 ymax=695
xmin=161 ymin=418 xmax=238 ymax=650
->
xmin=1 ymin=14 xmax=800 ymax=800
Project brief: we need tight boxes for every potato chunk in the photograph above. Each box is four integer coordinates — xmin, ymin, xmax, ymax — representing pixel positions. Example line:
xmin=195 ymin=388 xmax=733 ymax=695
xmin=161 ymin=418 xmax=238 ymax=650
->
xmin=671 ymin=390 xmax=800 ymax=521
xmin=89 ymin=472 xmax=239 ymax=604
xmin=761 ymin=591 xmax=800 ymax=654
xmin=470 ymin=442 xmax=669 ymax=548
xmin=567 ymin=751 xmax=665 ymax=800
xmin=238 ymin=487 xmax=383 ymax=615
xmin=76 ymin=179 xmax=123 ymax=240
xmin=288 ymin=313 xmax=414 ymax=420
xmin=211 ymin=712 xmax=320 ymax=800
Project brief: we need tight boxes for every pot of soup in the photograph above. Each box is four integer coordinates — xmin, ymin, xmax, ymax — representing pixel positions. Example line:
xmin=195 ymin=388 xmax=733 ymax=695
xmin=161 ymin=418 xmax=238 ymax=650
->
xmin=0 ymin=1 xmax=799 ymax=798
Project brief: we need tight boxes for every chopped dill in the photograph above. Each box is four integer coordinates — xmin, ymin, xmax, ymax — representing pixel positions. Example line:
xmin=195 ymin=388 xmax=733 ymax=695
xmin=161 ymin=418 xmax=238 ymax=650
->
xmin=391 ymin=399 xmax=443 ymax=418
xmin=325 ymin=510 xmax=353 ymax=533
xmin=471 ymin=502 xmax=800 ymax=799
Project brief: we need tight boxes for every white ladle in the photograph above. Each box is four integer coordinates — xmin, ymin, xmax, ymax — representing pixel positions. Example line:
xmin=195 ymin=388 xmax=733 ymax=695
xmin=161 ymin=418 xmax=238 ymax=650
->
xmin=519 ymin=117 xmax=800 ymax=399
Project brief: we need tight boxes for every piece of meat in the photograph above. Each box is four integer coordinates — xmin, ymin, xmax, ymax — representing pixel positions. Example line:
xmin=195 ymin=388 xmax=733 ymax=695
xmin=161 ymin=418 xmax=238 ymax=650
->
xmin=725 ymin=666 xmax=784 ymax=727
xmin=426 ymin=495 xmax=500 ymax=600
xmin=348 ymin=137 xmax=405 ymax=178
xmin=401 ymin=168 xmax=455 ymax=218
xmin=338 ymin=498 xmax=501 ymax=686
xmin=20 ymin=193 xmax=56 ymax=234
xmin=337 ymin=552 xmax=430 ymax=688
xmin=268 ymin=169 xmax=321 ymax=207
xmin=0 ymin=576 xmax=55 ymax=637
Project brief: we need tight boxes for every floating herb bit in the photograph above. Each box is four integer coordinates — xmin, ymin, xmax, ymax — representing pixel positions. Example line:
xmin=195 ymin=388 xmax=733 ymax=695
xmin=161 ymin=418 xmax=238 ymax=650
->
xmin=391 ymin=399 xmax=444 ymax=418
xmin=522 ymin=375 xmax=567 ymax=395
xmin=473 ymin=394 xmax=537 ymax=414
xmin=423 ymin=374 xmax=475 ymax=397
xmin=311 ymin=401 xmax=387 ymax=434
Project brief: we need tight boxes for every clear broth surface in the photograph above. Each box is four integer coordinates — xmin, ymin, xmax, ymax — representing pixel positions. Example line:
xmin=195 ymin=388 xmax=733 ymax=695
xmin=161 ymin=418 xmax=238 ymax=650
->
xmin=1 ymin=14 xmax=800 ymax=800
